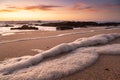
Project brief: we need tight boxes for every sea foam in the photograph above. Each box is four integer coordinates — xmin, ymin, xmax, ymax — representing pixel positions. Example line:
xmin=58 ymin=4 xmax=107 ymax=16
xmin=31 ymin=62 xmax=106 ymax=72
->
xmin=0 ymin=33 xmax=120 ymax=80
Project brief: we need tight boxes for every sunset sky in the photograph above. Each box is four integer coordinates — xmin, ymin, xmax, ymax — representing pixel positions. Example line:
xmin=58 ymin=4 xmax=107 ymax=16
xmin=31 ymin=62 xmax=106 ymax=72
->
xmin=0 ymin=0 xmax=120 ymax=21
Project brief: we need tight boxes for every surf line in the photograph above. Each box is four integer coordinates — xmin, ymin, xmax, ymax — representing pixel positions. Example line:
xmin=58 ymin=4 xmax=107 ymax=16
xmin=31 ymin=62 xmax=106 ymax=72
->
xmin=0 ymin=33 xmax=120 ymax=75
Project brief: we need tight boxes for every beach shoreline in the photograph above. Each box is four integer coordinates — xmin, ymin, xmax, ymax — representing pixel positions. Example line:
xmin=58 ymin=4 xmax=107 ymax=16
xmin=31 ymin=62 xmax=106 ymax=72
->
xmin=0 ymin=27 xmax=120 ymax=80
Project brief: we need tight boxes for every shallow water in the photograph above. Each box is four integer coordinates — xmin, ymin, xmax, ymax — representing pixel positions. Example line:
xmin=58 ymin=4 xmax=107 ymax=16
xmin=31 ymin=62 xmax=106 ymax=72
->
xmin=0 ymin=24 xmax=57 ymax=36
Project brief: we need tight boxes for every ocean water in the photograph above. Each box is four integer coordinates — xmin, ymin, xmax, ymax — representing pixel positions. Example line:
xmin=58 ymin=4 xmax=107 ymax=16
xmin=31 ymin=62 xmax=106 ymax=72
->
xmin=0 ymin=21 xmax=120 ymax=37
xmin=0 ymin=33 xmax=120 ymax=80
xmin=0 ymin=25 xmax=56 ymax=36
xmin=0 ymin=24 xmax=21 ymax=36
xmin=37 ymin=26 xmax=56 ymax=31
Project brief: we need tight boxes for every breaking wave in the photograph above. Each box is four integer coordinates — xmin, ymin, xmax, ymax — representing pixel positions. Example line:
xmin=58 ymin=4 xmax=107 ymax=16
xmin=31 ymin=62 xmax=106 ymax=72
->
xmin=0 ymin=33 xmax=120 ymax=80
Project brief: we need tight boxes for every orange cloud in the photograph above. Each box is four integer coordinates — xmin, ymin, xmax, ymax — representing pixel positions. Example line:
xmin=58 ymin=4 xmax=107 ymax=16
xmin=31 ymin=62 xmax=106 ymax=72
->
xmin=0 ymin=9 xmax=18 ymax=12
xmin=0 ymin=6 xmax=21 ymax=12
xmin=0 ymin=4 xmax=62 ymax=12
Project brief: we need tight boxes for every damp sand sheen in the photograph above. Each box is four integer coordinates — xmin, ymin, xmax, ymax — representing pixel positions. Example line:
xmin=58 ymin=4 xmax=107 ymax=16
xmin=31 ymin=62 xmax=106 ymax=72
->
xmin=0 ymin=33 xmax=120 ymax=80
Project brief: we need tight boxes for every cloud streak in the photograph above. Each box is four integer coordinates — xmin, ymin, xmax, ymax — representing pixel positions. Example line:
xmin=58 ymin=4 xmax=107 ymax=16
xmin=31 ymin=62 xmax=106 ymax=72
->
xmin=0 ymin=4 xmax=62 ymax=12
xmin=0 ymin=2 xmax=119 ymax=13
xmin=24 ymin=5 xmax=62 ymax=11
xmin=70 ymin=2 xmax=120 ymax=12
xmin=0 ymin=9 xmax=16 ymax=12
xmin=70 ymin=3 xmax=99 ymax=12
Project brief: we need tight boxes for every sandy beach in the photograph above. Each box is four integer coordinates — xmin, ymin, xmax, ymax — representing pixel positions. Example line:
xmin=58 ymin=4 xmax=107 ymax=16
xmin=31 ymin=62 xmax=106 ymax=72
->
xmin=0 ymin=0 xmax=120 ymax=79
xmin=0 ymin=27 xmax=120 ymax=80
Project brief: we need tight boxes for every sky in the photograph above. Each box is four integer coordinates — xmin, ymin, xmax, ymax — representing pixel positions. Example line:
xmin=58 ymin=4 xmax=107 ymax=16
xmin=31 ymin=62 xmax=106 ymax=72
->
xmin=0 ymin=0 xmax=120 ymax=21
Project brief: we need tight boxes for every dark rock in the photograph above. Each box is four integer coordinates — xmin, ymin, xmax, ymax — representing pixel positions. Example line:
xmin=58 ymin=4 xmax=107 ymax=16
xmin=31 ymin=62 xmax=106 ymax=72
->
xmin=11 ymin=25 xmax=38 ymax=30
xmin=56 ymin=26 xmax=73 ymax=30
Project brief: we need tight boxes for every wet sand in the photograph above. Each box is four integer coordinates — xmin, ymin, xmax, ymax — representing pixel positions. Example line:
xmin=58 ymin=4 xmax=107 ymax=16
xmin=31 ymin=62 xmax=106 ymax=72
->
xmin=61 ymin=39 xmax=120 ymax=80
xmin=0 ymin=27 xmax=120 ymax=80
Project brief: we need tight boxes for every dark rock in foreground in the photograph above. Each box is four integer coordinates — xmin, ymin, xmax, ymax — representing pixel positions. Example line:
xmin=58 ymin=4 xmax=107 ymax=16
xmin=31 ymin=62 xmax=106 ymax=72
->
xmin=56 ymin=26 xmax=73 ymax=30
xmin=11 ymin=25 xmax=38 ymax=30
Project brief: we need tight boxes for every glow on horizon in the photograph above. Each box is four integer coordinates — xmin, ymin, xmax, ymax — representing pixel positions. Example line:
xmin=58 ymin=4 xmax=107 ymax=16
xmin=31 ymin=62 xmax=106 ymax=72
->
xmin=0 ymin=0 xmax=120 ymax=21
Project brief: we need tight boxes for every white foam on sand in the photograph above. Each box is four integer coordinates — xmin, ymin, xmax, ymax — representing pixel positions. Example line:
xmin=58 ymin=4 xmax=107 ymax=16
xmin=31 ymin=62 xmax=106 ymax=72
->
xmin=1 ymin=33 xmax=15 ymax=36
xmin=0 ymin=33 xmax=120 ymax=80
xmin=31 ymin=49 xmax=44 ymax=53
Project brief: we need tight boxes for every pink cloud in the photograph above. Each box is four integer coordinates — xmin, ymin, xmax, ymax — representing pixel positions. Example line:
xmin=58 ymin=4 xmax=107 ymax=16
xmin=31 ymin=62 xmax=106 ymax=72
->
xmin=70 ymin=3 xmax=99 ymax=12
xmin=25 ymin=5 xmax=62 ymax=11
